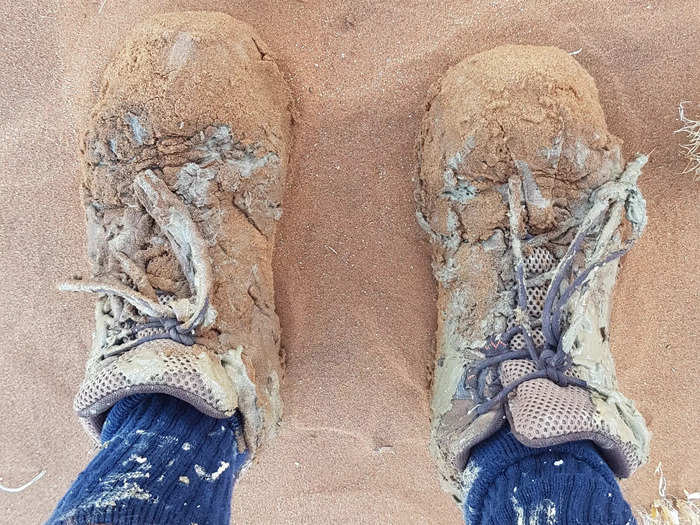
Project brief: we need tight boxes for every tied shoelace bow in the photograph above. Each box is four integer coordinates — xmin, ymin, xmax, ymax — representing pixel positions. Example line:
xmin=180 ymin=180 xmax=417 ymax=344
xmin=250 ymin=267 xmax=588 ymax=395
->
xmin=97 ymin=297 xmax=210 ymax=361
xmin=59 ymin=170 xmax=214 ymax=362
xmin=465 ymin=155 xmax=648 ymax=420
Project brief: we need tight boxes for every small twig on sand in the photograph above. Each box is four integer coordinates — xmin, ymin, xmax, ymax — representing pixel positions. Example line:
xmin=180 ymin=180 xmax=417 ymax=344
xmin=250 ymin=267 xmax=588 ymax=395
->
xmin=325 ymin=245 xmax=338 ymax=255
xmin=569 ymin=48 xmax=583 ymax=55
xmin=0 ymin=470 xmax=46 ymax=493
xmin=637 ymin=463 xmax=700 ymax=524
xmin=675 ymin=102 xmax=700 ymax=180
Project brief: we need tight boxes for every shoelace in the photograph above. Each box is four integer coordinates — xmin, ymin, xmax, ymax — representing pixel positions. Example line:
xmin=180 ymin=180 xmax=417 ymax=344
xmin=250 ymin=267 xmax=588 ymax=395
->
xmin=59 ymin=170 xmax=213 ymax=362
xmin=466 ymin=155 xmax=648 ymax=419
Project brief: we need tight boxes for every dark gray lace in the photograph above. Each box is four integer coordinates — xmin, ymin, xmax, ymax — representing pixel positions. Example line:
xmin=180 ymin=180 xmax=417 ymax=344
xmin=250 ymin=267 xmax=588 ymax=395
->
xmin=466 ymin=155 xmax=647 ymax=419
xmin=98 ymin=298 xmax=210 ymax=361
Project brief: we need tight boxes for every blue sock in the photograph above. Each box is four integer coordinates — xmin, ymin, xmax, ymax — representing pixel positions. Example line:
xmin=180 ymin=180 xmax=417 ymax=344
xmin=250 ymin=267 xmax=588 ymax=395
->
xmin=463 ymin=426 xmax=635 ymax=525
xmin=47 ymin=394 xmax=248 ymax=525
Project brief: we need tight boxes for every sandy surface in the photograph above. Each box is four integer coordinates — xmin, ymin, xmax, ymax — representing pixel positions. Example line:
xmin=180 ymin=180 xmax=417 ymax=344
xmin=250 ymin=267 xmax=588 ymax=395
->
xmin=1 ymin=1 xmax=698 ymax=523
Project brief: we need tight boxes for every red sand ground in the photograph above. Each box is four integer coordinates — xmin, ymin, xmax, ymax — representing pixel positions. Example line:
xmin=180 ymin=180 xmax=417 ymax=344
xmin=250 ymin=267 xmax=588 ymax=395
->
xmin=1 ymin=1 xmax=698 ymax=523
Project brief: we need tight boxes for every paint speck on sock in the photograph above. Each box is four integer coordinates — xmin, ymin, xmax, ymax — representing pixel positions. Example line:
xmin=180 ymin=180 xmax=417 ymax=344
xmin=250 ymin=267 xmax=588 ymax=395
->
xmin=531 ymin=499 xmax=557 ymax=525
xmin=511 ymin=495 xmax=525 ymax=525
xmin=461 ymin=462 xmax=481 ymax=494
xmin=554 ymin=459 xmax=564 ymax=466
xmin=182 ymin=442 xmax=191 ymax=451
xmin=193 ymin=461 xmax=230 ymax=482
xmin=122 ymin=454 xmax=148 ymax=467
xmin=56 ymin=479 xmax=153 ymax=522
xmin=179 ymin=476 xmax=190 ymax=485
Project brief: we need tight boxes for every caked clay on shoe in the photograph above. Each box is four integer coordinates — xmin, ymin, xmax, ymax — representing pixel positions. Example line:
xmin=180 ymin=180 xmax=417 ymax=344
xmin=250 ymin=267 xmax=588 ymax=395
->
xmin=61 ymin=12 xmax=292 ymax=458
xmin=416 ymin=45 xmax=650 ymax=500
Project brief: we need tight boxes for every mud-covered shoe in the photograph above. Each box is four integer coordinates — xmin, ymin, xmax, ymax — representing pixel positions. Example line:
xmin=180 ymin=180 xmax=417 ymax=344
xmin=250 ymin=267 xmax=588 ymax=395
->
xmin=60 ymin=12 xmax=292 ymax=458
xmin=415 ymin=45 xmax=650 ymax=500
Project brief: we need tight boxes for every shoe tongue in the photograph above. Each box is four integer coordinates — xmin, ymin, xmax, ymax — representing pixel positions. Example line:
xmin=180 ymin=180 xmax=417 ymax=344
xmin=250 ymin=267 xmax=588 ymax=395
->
xmin=509 ymin=326 xmax=545 ymax=350
xmin=155 ymin=290 xmax=193 ymax=320
xmin=499 ymin=357 xmax=646 ymax=478
xmin=499 ymin=358 xmax=589 ymax=446
xmin=524 ymin=246 xmax=555 ymax=273
xmin=505 ymin=246 xmax=554 ymax=349
xmin=76 ymin=339 xmax=239 ymax=443
xmin=155 ymin=289 xmax=177 ymax=305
